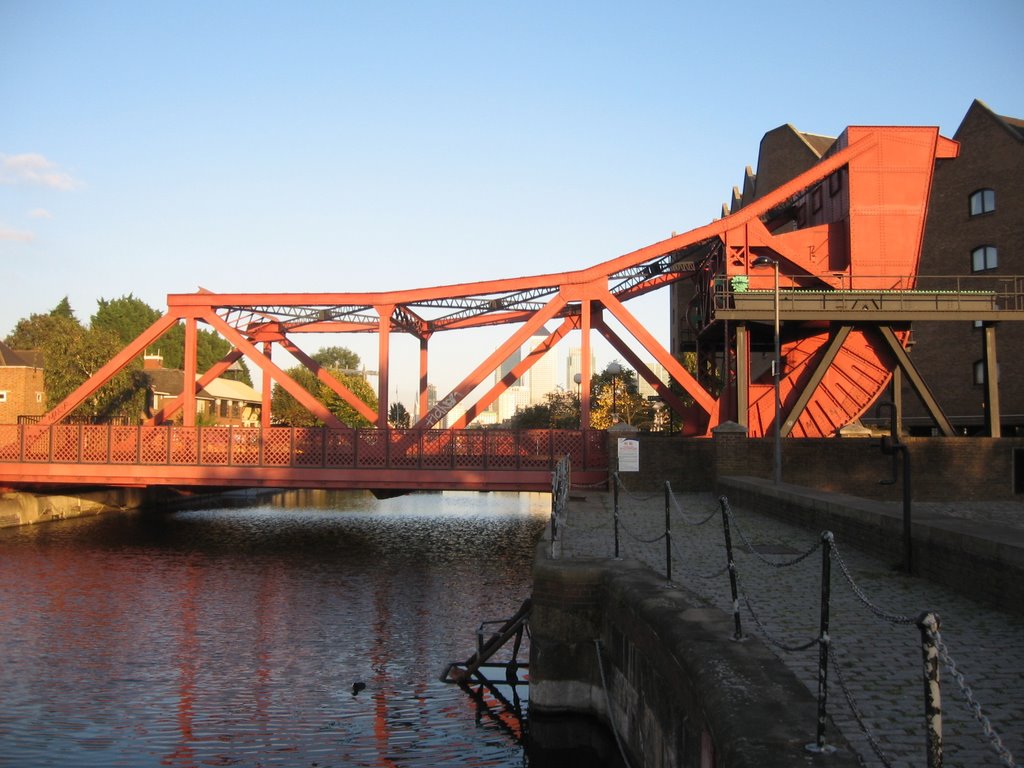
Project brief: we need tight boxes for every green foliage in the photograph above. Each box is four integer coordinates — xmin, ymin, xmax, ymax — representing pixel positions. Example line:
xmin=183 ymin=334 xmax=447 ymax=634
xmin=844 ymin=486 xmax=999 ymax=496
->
xmin=90 ymin=294 xmax=252 ymax=386
xmin=589 ymin=362 xmax=653 ymax=430
xmin=5 ymin=295 xmax=257 ymax=422
xmin=313 ymin=346 xmax=361 ymax=371
xmin=5 ymin=300 xmax=146 ymax=421
xmin=388 ymin=401 xmax=411 ymax=428
xmin=91 ymin=294 xmax=161 ymax=344
xmin=270 ymin=348 xmax=377 ymax=427
xmin=509 ymin=390 xmax=580 ymax=429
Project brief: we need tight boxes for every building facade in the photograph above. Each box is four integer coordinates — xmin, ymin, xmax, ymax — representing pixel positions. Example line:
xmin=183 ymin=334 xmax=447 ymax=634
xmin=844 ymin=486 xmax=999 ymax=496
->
xmin=670 ymin=100 xmax=1022 ymax=435
xmin=0 ymin=342 xmax=45 ymax=424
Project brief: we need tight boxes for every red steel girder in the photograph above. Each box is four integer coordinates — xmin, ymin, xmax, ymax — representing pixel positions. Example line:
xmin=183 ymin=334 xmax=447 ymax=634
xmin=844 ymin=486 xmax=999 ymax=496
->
xmin=33 ymin=125 xmax=955 ymax=440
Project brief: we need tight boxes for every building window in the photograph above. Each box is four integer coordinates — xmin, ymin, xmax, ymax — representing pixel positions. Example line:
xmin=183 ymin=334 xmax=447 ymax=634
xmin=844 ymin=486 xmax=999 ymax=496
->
xmin=0 ymin=391 xmax=7 ymax=403
xmin=35 ymin=392 xmax=43 ymax=402
xmin=969 ymin=189 xmax=995 ymax=216
xmin=971 ymin=245 xmax=998 ymax=272
xmin=829 ymin=170 xmax=842 ymax=196
xmin=811 ymin=186 xmax=823 ymax=213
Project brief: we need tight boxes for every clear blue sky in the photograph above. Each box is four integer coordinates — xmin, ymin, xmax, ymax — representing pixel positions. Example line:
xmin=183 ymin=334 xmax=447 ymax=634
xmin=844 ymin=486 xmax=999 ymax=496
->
xmin=2 ymin=1 xmax=1022 ymax=406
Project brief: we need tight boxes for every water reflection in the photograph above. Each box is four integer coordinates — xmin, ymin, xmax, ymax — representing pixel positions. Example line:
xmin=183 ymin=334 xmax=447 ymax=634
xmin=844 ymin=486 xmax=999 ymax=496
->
xmin=0 ymin=490 xmax=618 ymax=767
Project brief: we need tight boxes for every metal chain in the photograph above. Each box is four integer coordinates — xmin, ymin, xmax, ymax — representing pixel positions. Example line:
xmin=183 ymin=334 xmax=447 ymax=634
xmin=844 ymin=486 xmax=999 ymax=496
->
xmin=616 ymin=514 xmax=667 ymax=545
xmin=830 ymin=542 xmax=917 ymax=625
xmin=828 ymin=644 xmax=895 ymax=767
xmin=932 ymin=628 xmax=1019 ymax=767
xmin=734 ymin=569 xmax=819 ymax=653
xmin=667 ymin=488 xmax=719 ymax=527
xmin=721 ymin=499 xmax=821 ymax=568
xmin=613 ymin=474 xmax=662 ymax=502
xmin=669 ymin=534 xmax=729 ymax=580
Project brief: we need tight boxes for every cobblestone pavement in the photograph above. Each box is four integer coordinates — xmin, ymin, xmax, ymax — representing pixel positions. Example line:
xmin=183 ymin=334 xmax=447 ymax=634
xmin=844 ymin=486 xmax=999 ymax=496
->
xmin=557 ymin=486 xmax=1024 ymax=768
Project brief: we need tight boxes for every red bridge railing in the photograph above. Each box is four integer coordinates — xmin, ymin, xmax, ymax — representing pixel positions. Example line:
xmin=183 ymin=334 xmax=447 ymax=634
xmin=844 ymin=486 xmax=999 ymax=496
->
xmin=0 ymin=423 xmax=608 ymax=478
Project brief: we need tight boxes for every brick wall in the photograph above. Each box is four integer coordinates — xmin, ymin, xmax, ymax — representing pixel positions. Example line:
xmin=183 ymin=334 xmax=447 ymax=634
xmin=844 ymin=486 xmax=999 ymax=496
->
xmin=0 ymin=367 xmax=46 ymax=424
xmin=623 ymin=431 xmax=1024 ymax=500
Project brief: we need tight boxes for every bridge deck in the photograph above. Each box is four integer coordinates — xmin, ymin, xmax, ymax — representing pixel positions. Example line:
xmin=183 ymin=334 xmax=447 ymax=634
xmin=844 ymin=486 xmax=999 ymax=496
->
xmin=0 ymin=425 xmax=609 ymax=493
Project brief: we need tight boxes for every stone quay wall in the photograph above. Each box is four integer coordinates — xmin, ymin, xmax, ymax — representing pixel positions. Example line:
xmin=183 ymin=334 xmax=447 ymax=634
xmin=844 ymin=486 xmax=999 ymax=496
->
xmin=0 ymin=487 xmax=154 ymax=528
xmin=529 ymin=543 xmax=860 ymax=768
xmin=611 ymin=427 xmax=1024 ymax=501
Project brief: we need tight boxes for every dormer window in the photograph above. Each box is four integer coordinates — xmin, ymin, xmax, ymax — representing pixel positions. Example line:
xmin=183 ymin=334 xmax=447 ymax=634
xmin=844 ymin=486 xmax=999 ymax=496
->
xmin=969 ymin=189 xmax=995 ymax=216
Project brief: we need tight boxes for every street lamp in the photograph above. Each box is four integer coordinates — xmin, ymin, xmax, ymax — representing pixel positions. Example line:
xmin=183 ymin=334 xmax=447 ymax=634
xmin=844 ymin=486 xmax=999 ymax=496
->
xmin=573 ymin=372 xmax=583 ymax=427
xmin=752 ymin=255 xmax=782 ymax=485
xmin=606 ymin=362 xmax=622 ymax=425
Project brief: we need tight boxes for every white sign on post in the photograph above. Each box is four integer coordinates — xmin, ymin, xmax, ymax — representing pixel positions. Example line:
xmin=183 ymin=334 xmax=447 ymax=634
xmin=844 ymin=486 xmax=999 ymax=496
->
xmin=617 ymin=438 xmax=640 ymax=472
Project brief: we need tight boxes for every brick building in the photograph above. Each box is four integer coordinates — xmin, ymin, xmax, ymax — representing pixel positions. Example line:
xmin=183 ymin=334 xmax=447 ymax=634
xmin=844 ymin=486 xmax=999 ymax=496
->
xmin=0 ymin=341 xmax=46 ymax=424
xmin=671 ymin=100 xmax=1023 ymax=435
xmin=908 ymin=100 xmax=1024 ymax=434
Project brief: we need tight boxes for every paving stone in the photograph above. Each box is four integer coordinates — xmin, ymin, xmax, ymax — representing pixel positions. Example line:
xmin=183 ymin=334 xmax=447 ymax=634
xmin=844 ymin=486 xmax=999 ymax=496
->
xmin=556 ymin=487 xmax=1024 ymax=768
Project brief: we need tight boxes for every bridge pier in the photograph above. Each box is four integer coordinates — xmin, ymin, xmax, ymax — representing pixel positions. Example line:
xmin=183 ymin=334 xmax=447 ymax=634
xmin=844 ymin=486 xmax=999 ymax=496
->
xmin=1 ymin=488 xmax=158 ymax=528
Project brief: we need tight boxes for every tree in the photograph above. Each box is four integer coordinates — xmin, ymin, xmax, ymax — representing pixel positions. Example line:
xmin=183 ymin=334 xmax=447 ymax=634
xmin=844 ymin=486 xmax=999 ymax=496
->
xmin=91 ymin=294 xmax=252 ymax=386
xmin=270 ymin=347 xmax=377 ymax=427
xmin=313 ymin=346 xmax=362 ymax=371
xmin=508 ymin=390 xmax=580 ymax=429
xmin=388 ymin=402 xmax=411 ymax=428
xmin=91 ymin=294 xmax=161 ymax=344
xmin=589 ymin=362 xmax=653 ymax=429
xmin=6 ymin=300 xmax=146 ymax=421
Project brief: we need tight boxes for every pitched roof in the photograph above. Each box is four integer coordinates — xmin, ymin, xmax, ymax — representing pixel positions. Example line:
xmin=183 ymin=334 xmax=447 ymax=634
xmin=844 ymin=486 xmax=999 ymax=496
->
xmin=143 ymin=368 xmax=261 ymax=403
xmin=0 ymin=341 xmax=44 ymax=368
xmin=958 ymin=99 xmax=1024 ymax=142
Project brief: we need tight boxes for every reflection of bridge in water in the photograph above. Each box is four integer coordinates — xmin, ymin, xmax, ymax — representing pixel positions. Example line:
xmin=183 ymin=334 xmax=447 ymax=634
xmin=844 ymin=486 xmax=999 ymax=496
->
xmin=0 ymin=424 xmax=607 ymax=492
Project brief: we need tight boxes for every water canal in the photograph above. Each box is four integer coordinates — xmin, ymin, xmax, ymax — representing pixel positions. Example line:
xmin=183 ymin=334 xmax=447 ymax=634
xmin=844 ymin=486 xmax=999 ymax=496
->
xmin=0 ymin=490 xmax=621 ymax=767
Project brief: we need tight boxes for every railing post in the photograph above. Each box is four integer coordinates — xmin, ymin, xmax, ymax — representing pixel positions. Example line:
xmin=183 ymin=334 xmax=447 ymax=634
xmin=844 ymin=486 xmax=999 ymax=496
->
xmin=917 ymin=611 xmax=943 ymax=768
xmin=664 ymin=481 xmax=672 ymax=583
xmin=105 ymin=423 xmax=112 ymax=463
xmin=79 ymin=423 xmax=85 ymax=464
xmin=807 ymin=531 xmax=836 ymax=754
xmin=612 ymin=472 xmax=620 ymax=559
xmin=719 ymin=496 xmax=743 ymax=641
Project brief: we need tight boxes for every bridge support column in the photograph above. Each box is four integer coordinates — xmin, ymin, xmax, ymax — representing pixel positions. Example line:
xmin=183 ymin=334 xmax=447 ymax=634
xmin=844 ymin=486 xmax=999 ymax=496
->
xmin=377 ymin=305 xmax=393 ymax=427
xmin=261 ymin=342 xmax=273 ymax=430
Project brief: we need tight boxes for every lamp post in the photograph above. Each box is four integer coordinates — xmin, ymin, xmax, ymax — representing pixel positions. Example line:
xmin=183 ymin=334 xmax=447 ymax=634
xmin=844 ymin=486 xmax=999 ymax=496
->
xmin=573 ymin=372 xmax=583 ymax=427
xmin=752 ymin=256 xmax=782 ymax=485
xmin=606 ymin=361 xmax=622 ymax=425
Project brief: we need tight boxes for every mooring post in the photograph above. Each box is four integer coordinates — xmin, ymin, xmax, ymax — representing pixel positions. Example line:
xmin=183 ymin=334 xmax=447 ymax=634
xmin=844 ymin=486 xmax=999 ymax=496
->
xmin=613 ymin=472 xmax=621 ymax=559
xmin=719 ymin=496 xmax=743 ymax=641
xmin=664 ymin=481 xmax=672 ymax=583
xmin=807 ymin=531 xmax=836 ymax=754
xmin=917 ymin=611 xmax=943 ymax=768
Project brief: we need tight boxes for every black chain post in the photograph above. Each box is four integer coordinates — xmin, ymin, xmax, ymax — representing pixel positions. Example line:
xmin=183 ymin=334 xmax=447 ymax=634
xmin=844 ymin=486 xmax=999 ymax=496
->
xmin=917 ymin=611 xmax=943 ymax=768
xmin=807 ymin=531 xmax=837 ymax=755
xmin=613 ymin=472 xmax=620 ymax=559
xmin=719 ymin=496 xmax=742 ymax=641
xmin=664 ymin=481 xmax=672 ymax=583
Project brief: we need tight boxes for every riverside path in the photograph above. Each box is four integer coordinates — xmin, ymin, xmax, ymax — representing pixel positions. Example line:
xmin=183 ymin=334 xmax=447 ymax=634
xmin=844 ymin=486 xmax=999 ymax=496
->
xmin=553 ymin=485 xmax=1023 ymax=768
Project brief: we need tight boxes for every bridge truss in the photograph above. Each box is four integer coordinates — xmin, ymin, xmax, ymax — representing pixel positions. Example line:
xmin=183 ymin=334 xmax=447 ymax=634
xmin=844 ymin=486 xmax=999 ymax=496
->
xmin=30 ymin=123 xmax=1023 ymax=455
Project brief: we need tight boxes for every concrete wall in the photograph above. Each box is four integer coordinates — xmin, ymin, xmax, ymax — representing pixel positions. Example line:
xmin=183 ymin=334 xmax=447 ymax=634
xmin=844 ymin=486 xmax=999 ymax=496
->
xmin=530 ymin=546 xmax=859 ymax=768
xmin=0 ymin=487 xmax=157 ymax=527
xmin=616 ymin=427 xmax=1024 ymax=501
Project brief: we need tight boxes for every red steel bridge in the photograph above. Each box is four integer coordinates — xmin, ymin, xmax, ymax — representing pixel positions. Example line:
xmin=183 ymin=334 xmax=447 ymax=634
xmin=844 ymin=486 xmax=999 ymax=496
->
xmin=5 ymin=124 xmax=1009 ymax=494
